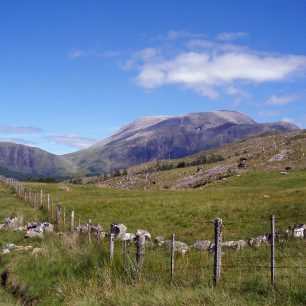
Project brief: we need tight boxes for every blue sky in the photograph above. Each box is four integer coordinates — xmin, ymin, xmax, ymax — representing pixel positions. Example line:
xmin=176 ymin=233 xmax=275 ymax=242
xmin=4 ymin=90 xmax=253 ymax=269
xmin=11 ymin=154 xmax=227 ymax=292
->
xmin=1 ymin=0 xmax=305 ymax=154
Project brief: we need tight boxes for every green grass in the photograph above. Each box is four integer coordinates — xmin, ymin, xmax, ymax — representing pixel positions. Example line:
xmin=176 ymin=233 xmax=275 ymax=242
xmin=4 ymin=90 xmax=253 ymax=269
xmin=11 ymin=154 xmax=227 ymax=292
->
xmin=0 ymin=169 xmax=305 ymax=305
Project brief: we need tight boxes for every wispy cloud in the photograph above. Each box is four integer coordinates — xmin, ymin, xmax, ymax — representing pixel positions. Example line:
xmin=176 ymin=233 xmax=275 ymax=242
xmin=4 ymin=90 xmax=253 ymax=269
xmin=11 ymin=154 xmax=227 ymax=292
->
xmin=0 ymin=124 xmax=42 ymax=134
xmin=0 ymin=137 xmax=36 ymax=145
xmin=157 ymin=30 xmax=204 ymax=41
xmin=258 ymin=110 xmax=280 ymax=117
xmin=216 ymin=32 xmax=249 ymax=41
xmin=47 ymin=135 xmax=98 ymax=149
xmin=265 ymin=94 xmax=299 ymax=105
xmin=67 ymin=48 xmax=120 ymax=60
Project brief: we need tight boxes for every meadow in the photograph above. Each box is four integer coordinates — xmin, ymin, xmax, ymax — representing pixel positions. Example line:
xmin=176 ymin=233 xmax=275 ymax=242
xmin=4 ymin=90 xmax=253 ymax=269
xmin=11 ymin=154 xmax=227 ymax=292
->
xmin=0 ymin=169 xmax=305 ymax=305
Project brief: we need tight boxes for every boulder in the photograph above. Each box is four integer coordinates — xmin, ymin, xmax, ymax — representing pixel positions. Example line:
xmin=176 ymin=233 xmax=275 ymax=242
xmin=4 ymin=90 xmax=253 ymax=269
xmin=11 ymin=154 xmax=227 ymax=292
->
xmin=164 ymin=240 xmax=189 ymax=255
xmin=248 ymin=235 xmax=269 ymax=247
xmin=154 ymin=236 xmax=165 ymax=247
xmin=5 ymin=217 xmax=21 ymax=229
xmin=222 ymin=240 xmax=247 ymax=251
xmin=135 ymin=229 xmax=151 ymax=240
xmin=110 ymin=223 xmax=127 ymax=240
xmin=192 ymin=240 xmax=211 ymax=251
xmin=26 ymin=222 xmax=54 ymax=233
xmin=3 ymin=244 xmax=16 ymax=251
xmin=119 ymin=232 xmax=136 ymax=241
xmin=293 ymin=224 xmax=305 ymax=238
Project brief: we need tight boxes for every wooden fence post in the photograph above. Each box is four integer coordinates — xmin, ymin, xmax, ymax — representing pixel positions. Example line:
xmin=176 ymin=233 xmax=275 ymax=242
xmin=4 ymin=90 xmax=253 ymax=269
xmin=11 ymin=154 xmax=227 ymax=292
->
xmin=214 ymin=218 xmax=222 ymax=287
xmin=63 ymin=207 xmax=66 ymax=228
xmin=47 ymin=194 xmax=50 ymax=216
xmin=123 ymin=240 xmax=127 ymax=269
xmin=56 ymin=203 xmax=61 ymax=226
xmin=33 ymin=191 xmax=36 ymax=207
xmin=171 ymin=233 xmax=175 ymax=283
xmin=88 ymin=219 xmax=92 ymax=243
xmin=136 ymin=234 xmax=146 ymax=281
xmin=78 ymin=215 xmax=81 ymax=227
xmin=51 ymin=199 xmax=53 ymax=223
xmin=109 ymin=233 xmax=114 ymax=261
xmin=271 ymin=214 xmax=275 ymax=287
xmin=40 ymin=190 xmax=43 ymax=209
xmin=71 ymin=210 xmax=75 ymax=232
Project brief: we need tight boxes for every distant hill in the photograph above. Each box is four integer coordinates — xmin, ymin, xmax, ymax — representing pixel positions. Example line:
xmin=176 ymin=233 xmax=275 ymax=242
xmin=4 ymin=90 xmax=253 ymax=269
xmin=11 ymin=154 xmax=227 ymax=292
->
xmin=0 ymin=142 xmax=75 ymax=179
xmin=0 ymin=110 xmax=300 ymax=178
xmin=66 ymin=110 xmax=299 ymax=175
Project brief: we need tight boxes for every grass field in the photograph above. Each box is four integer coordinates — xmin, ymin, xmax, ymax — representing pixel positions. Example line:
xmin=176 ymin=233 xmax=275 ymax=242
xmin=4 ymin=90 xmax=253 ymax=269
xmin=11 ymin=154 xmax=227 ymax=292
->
xmin=0 ymin=169 xmax=305 ymax=305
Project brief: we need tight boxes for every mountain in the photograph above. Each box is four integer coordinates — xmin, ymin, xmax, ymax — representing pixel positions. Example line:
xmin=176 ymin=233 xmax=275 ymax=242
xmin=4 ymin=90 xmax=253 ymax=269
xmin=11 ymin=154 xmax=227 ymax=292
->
xmin=66 ymin=110 xmax=299 ymax=175
xmin=0 ymin=110 xmax=299 ymax=178
xmin=0 ymin=142 xmax=75 ymax=179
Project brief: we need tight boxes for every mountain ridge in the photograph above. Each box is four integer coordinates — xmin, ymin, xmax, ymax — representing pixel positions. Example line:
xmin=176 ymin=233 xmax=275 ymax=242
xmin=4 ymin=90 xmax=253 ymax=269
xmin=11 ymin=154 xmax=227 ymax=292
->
xmin=0 ymin=110 xmax=300 ymax=178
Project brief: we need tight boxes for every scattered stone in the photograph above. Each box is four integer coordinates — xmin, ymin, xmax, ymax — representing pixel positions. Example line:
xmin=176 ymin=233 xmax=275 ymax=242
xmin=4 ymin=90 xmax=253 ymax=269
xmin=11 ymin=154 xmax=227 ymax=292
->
xmin=238 ymin=157 xmax=247 ymax=169
xmin=2 ymin=248 xmax=10 ymax=254
xmin=110 ymin=223 xmax=127 ymax=240
xmin=293 ymin=224 xmax=305 ymax=238
xmin=248 ymin=235 xmax=269 ymax=247
xmin=135 ymin=229 xmax=151 ymax=240
xmin=192 ymin=240 xmax=211 ymax=251
xmin=2 ymin=244 xmax=32 ymax=254
xmin=4 ymin=217 xmax=22 ymax=229
xmin=222 ymin=240 xmax=247 ymax=251
xmin=120 ymin=232 xmax=136 ymax=241
xmin=269 ymin=150 xmax=293 ymax=162
xmin=172 ymin=165 xmax=233 ymax=189
xmin=154 ymin=236 xmax=165 ymax=247
xmin=164 ymin=240 xmax=189 ymax=255
xmin=4 ymin=244 xmax=16 ymax=251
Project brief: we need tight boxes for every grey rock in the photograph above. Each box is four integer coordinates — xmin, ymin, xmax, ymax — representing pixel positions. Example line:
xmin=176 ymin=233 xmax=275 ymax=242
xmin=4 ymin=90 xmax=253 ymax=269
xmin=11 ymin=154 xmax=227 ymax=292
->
xmin=164 ymin=240 xmax=189 ymax=255
xmin=135 ymin=229 xmax=151 ymax=240
xmin=154 ymin=236 xmax=165 ymax=247
xmin=248 ymin=235 xmax=269 ymax=247
xmin=110 ymin=223 xmax=127 ymax=240
xmin=192 ymin=240 xmax=211 ymax=251
xmin=5 ymin=217 xmax=21 ymax=229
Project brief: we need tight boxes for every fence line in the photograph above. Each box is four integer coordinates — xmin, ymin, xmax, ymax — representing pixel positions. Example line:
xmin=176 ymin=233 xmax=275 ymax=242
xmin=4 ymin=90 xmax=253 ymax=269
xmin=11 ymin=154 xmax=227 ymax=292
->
xmin=0 ymin=175 xmax=305 ymax=288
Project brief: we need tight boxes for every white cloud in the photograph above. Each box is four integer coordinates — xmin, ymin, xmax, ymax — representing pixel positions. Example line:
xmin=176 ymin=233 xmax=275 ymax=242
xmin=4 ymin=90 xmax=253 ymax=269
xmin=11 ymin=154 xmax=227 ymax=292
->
xmin=67 ymin=49 xmax=120 ymax=60
xmin=265 ymin=94 xmax=299 ymax=105
xmin=216 ymin=32 xmax=249 ymax=41
xmin=47 ymin=135 xmax=98 ymax=149
xmin=258 ymin=110 xmax=280 ymax=117
xmin=134 ymin=51 xmax=306 ymax=98
xmin=0 ymin=124 xmax=42 ymax=134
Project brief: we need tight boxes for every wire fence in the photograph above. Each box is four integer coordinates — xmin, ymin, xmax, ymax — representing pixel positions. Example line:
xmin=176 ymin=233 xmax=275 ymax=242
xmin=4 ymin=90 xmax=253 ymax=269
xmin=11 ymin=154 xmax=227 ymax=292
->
xmin=0 ymin=176 xmax=305 ymax=290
